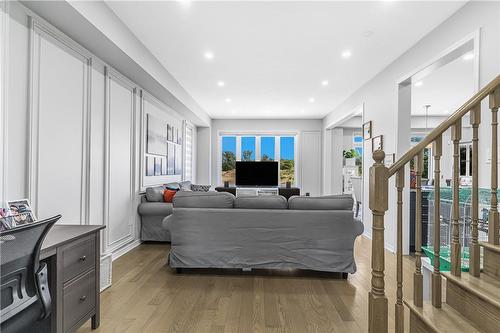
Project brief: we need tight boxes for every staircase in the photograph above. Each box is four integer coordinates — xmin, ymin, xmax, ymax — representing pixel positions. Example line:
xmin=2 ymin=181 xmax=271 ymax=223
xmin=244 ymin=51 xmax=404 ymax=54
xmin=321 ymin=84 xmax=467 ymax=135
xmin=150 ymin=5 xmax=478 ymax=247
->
xmin=368 ymin=75 xmax=500 ymax=333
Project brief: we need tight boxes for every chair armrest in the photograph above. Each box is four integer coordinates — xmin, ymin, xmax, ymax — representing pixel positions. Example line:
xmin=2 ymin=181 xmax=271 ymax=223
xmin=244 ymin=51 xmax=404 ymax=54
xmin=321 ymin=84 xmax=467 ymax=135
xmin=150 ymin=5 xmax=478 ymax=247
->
xmin=137 ymin=202 xmax=173 ymax=216
xmin=35 ymin=262 xmax=51 ymax=320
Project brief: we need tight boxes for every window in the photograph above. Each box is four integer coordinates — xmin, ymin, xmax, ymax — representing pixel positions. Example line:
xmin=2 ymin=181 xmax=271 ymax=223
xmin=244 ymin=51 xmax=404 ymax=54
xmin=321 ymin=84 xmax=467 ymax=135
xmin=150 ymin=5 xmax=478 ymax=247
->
xmin=221 ymin=136 xmax=237 ymax=185
xmin=241 ymin=137 xmax=255 ymax=161
xmin=261 ymin=137 xmax=275 ymax=161
xmin=460 ymin=142 xmax=472 ymax=177
xmin=280 ymin=137 xmax=295 ymax=185
xmin=219 ymin=134 xmax=297 ymax=186
xmin=184 ymin=123 xmax=194 ymax=181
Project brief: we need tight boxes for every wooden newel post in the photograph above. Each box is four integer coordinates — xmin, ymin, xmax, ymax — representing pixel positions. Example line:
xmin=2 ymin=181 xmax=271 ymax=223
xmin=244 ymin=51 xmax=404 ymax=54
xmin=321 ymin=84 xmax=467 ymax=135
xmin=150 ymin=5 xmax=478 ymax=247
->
xmin=368 ymin=150 xmax=389 ymax=333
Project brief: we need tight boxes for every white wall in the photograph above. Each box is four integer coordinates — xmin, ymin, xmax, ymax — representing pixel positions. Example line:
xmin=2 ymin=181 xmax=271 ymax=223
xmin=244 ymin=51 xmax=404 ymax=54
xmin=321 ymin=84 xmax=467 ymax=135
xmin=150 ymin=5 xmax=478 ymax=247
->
xmin=322 ymin=1 xmax=500 ymax=252
xmin=209 ymin=119 xmax=323 ymax=195
xmin=1 ymin=1 xmax=198 ymax=260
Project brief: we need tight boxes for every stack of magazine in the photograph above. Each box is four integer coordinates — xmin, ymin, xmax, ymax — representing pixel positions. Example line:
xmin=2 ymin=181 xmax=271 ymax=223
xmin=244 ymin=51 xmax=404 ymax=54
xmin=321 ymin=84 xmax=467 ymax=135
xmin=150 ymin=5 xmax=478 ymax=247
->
xmin=0 ymin=199 xmax=36 ymax=231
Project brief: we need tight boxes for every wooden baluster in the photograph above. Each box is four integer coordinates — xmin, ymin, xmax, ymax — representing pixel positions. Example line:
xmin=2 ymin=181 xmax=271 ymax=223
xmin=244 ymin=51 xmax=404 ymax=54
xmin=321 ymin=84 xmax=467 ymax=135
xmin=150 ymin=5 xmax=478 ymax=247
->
xmin=432 ymin=135 xmax=442 ymax=307
xmin=470 ymin=106 xmax=481 ymax=276
xmin=414 ymin=151 xmax=424 ymax=307
xmin=395 ymin=169 xmax=404 ymax=333
xmin=451 ymin=119 xmax=462 ymax=276
xmin=368 ymin=150 xmax=388 ymax=333
xmin=490 ymin=89 xmax=500 ymax=245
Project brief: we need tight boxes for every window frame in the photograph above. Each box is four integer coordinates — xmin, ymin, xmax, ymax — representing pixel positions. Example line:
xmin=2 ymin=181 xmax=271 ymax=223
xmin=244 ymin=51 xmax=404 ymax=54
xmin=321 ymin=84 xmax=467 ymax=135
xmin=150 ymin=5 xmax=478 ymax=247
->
xmin=218 ymin=132 xmax=299 ymax=187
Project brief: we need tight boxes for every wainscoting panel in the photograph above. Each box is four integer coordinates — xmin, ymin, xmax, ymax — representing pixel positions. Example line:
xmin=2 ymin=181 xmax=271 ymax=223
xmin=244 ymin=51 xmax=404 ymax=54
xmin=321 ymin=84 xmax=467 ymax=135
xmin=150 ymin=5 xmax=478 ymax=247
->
xmin=103 ymin=67 xmax=137 ymax=253
xmin=28 ymin=18 xmax=91 ymax=224
xmin=300 ymin=131 xmax=322 ymax=196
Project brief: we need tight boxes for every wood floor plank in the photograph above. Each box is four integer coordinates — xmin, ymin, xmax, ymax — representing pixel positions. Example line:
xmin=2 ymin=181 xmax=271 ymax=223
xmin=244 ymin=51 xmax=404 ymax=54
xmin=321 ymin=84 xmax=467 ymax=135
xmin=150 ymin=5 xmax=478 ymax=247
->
xmin=77 ymin=236 xmax=416 ymax=333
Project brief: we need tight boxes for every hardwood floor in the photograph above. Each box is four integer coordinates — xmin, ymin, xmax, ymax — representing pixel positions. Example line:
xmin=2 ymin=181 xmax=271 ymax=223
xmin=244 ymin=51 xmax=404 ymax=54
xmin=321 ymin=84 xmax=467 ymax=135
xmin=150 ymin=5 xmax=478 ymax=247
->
xmin=77 ymin=236 xmax=416 ymax=333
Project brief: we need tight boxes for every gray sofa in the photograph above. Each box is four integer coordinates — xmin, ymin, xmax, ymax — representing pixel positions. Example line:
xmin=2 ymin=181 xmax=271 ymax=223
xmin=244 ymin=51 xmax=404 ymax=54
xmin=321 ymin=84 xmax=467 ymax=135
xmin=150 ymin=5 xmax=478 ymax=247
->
xmin=137 ymin=185 xmax=173 ymax=241
xmin=164 ymin=192 xmax=364 ymax=273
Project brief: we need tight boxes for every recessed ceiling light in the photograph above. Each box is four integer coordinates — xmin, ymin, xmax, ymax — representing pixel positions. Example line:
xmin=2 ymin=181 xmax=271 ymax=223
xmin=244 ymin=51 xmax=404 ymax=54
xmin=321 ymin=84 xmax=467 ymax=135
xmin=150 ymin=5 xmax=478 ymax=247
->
xmin=217 ymin=81 xmax=225 ymax=87
xmin=204 ymin=51 xmax=214 ymax=60
xmin=463 ymin=53 xmax=474 ymax=61
xmin=341 ymin=50 xmax=352 ymax=59
xmin=321 ymin=80 xmax=329 ymax=86
xmin=414 ymin=81 xmax=423 ymax=87
xmin=309 ymin=98 xmax=315 ymax=103
xmin=225 ymin=98 xmax=231 ymax=103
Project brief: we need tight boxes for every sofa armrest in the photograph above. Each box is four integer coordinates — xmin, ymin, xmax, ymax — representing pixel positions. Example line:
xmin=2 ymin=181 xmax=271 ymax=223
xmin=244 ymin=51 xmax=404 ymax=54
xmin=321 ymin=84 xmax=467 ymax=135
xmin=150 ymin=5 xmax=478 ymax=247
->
xmin=138 ymin=202 xmax=173 ymax=217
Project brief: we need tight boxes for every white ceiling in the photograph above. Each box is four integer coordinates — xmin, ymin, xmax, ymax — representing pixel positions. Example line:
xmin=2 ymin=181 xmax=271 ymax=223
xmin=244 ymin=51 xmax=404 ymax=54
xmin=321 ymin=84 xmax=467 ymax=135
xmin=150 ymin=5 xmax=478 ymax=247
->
xmin=107 ymin=1 xmax=465 ymax=119
xmin=411 ymin=52 xmax=475 ymax=116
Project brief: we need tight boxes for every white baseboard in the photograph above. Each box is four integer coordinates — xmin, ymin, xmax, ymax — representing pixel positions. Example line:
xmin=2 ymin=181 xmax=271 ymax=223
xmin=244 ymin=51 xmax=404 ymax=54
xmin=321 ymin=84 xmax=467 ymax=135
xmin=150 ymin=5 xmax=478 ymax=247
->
xmin=111 ymin=239 xmax=142 ymax=261
xmin=361 ymin=233 xmax=396 ymax=253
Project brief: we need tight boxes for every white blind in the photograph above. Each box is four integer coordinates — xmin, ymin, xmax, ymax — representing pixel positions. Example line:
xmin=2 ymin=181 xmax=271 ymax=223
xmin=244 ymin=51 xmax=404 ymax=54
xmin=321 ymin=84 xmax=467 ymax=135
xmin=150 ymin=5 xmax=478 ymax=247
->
xmin=184 ymin=124 xmax=193 ymax=181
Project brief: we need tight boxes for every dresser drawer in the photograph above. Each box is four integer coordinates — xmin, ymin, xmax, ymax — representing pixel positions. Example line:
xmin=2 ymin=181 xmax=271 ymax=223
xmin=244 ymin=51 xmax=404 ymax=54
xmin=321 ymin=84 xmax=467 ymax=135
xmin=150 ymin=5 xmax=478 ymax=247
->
xmin=62 ymin=236 xmax=95 ymax=282
xmin=63 ymin=269 xmax=96 ymax=332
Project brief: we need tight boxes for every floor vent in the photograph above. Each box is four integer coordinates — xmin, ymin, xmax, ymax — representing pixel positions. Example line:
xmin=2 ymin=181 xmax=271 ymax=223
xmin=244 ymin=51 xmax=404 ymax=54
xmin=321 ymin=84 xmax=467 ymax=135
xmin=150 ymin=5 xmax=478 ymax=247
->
xmin=100 ymin=253 xmax=112 ymax=292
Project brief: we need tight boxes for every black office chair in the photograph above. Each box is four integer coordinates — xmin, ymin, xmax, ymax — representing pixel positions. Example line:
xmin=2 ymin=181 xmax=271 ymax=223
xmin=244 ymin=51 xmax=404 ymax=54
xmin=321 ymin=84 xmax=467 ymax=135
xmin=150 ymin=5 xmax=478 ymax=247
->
xmin=0 ymin=215 xmax=61 ymax=333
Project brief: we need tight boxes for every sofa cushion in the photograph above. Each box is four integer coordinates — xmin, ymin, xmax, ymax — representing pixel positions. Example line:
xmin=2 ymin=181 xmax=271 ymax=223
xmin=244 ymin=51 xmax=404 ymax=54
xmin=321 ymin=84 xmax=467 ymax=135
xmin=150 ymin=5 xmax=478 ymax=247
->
xmin=138 ymin=202 xmax=173 ymax=216
xmin=173 ymin=191 xmax=234 ymax=208
xmin=288 ymin=195 xmax=353 ymax=210
xmin=234 ymin=195 xmax=288 ymax=209
xmin=145 ymin=186 xmax=165 ymax=202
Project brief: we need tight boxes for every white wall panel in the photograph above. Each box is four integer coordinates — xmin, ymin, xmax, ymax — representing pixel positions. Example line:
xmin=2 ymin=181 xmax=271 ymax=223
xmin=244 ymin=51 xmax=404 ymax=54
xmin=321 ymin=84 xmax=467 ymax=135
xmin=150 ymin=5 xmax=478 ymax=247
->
xmin=300 ymin=131 xmax=322 ymax=196
xmin=29 ymin=20 xmax=91 ymax=224
xmin=104 ymin=68 xmax=136 ymax=252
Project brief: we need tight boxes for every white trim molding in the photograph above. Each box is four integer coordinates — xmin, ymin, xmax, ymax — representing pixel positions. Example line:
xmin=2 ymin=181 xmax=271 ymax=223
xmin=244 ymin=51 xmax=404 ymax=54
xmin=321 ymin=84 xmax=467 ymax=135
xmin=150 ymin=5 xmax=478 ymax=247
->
xmin=27 ymin=16 xmax=92 ymax=224
xmin=0 ymin=0 xmax=9 ymax=204
xmin=103 ymin=66 xmax=137 ymax=254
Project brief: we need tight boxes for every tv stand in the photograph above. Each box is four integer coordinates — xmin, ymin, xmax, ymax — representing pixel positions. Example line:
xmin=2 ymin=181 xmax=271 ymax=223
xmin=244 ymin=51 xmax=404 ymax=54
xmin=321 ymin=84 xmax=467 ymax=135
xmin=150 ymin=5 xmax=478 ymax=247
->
xmin=215 ymin=186 xmax=300 ymax=200
xmin=236 ymin=187 xmax=278 ymax=197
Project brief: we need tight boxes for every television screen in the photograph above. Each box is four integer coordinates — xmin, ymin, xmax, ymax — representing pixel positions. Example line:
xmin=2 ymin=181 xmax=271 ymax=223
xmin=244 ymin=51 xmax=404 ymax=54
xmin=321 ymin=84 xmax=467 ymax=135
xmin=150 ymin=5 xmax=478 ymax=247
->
xmin=235 ymin=161 xmax=279 ymax=186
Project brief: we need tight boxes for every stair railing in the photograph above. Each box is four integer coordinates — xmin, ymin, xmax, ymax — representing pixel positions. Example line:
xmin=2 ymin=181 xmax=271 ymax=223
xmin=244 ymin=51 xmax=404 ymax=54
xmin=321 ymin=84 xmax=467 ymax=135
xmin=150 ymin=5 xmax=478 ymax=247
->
xmin=368 ymin=74 xmax=500 ymax=333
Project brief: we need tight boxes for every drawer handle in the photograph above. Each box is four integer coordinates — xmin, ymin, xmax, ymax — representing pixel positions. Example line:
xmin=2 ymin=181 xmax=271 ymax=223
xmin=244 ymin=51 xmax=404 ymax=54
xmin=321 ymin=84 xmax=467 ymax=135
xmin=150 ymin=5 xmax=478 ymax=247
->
xmin=79 ymin=255 xmax=87 ymax=262
xmin=79 ymin=296 xmax=87 ymax=303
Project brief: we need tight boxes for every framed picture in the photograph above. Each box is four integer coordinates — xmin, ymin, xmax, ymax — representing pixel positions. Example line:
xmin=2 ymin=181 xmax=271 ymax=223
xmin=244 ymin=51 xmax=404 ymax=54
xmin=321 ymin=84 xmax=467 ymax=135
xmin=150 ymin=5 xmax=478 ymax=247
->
xmin=167 ymin=143 xmax=175 ymax=175
xmin=384 ymin=153 xmax=395 ymax=166
xmin=372 ymin=135 xmax=383 ymax=152
xmin=6 ymin=199 xmax=36 ymax=226
xmin=146 ymin=156 xmax=155 ymax=176
xmin=146 ymin=114 xmax=167 ymax=156
xmin=161 ymin=157 xmax=168 ymax=175
xmin=363 ymin=121 xmax=372 ymax=140
xmin=154 ymin=157 xmax=162 ymax=176
xmin=175 ymin=145 xmax=182 ymax=175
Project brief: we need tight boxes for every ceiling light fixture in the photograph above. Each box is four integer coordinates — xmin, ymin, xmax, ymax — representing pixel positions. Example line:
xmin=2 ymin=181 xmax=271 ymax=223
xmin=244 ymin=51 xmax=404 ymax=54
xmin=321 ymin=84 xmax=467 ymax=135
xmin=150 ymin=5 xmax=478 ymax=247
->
xmin=204 ymin=51 xmax=214 ymax=60
xmin=309 ymin=98 xmax=315 ymax=103
xmin=414 ymin=81 xmax=423 ymax=87
xmin=217 ymin=81 xmax=225 ymax=87
xmin=321 ymin=80 xmax=329 ymax=86
xmin=225 ymin=98 xmax=231 ymax=103
xmin=341 ymin=50 xmax=352 ymax=59
xmin=463 ymin=53 xmax=474 ymax=61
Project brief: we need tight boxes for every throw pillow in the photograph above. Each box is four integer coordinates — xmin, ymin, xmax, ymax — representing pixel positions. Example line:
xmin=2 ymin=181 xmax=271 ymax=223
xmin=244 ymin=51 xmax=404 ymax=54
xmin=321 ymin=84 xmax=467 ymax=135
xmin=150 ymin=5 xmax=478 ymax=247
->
xmin=191 ymin=184 xmax=211 ymax=192
xmin=163 ymin=189 xmax=177 ymax=203
xmin=179 ymin=180 xmax=192 ymax=191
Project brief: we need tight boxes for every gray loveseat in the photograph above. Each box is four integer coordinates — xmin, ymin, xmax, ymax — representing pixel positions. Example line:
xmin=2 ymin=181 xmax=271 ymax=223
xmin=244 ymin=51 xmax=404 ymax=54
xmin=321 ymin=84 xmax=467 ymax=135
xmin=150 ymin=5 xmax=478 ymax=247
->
xmin=164 ymin=192 xmax=364 ymax=274
xmin=137 ymin=185 xmax=174 ymax=241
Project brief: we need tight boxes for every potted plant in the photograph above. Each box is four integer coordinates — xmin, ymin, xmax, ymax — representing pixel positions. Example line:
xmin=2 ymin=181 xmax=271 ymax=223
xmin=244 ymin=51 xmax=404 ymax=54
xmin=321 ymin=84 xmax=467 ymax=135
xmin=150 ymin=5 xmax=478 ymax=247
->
xmin=343 ymin=149 xmax=359 ymax=167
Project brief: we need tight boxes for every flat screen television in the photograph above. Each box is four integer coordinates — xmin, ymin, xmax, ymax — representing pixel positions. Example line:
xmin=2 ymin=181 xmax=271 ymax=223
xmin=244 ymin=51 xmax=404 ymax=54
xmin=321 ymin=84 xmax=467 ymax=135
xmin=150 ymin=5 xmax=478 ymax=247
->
xmin=235 ymin=161 xmax=279 ymax=186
